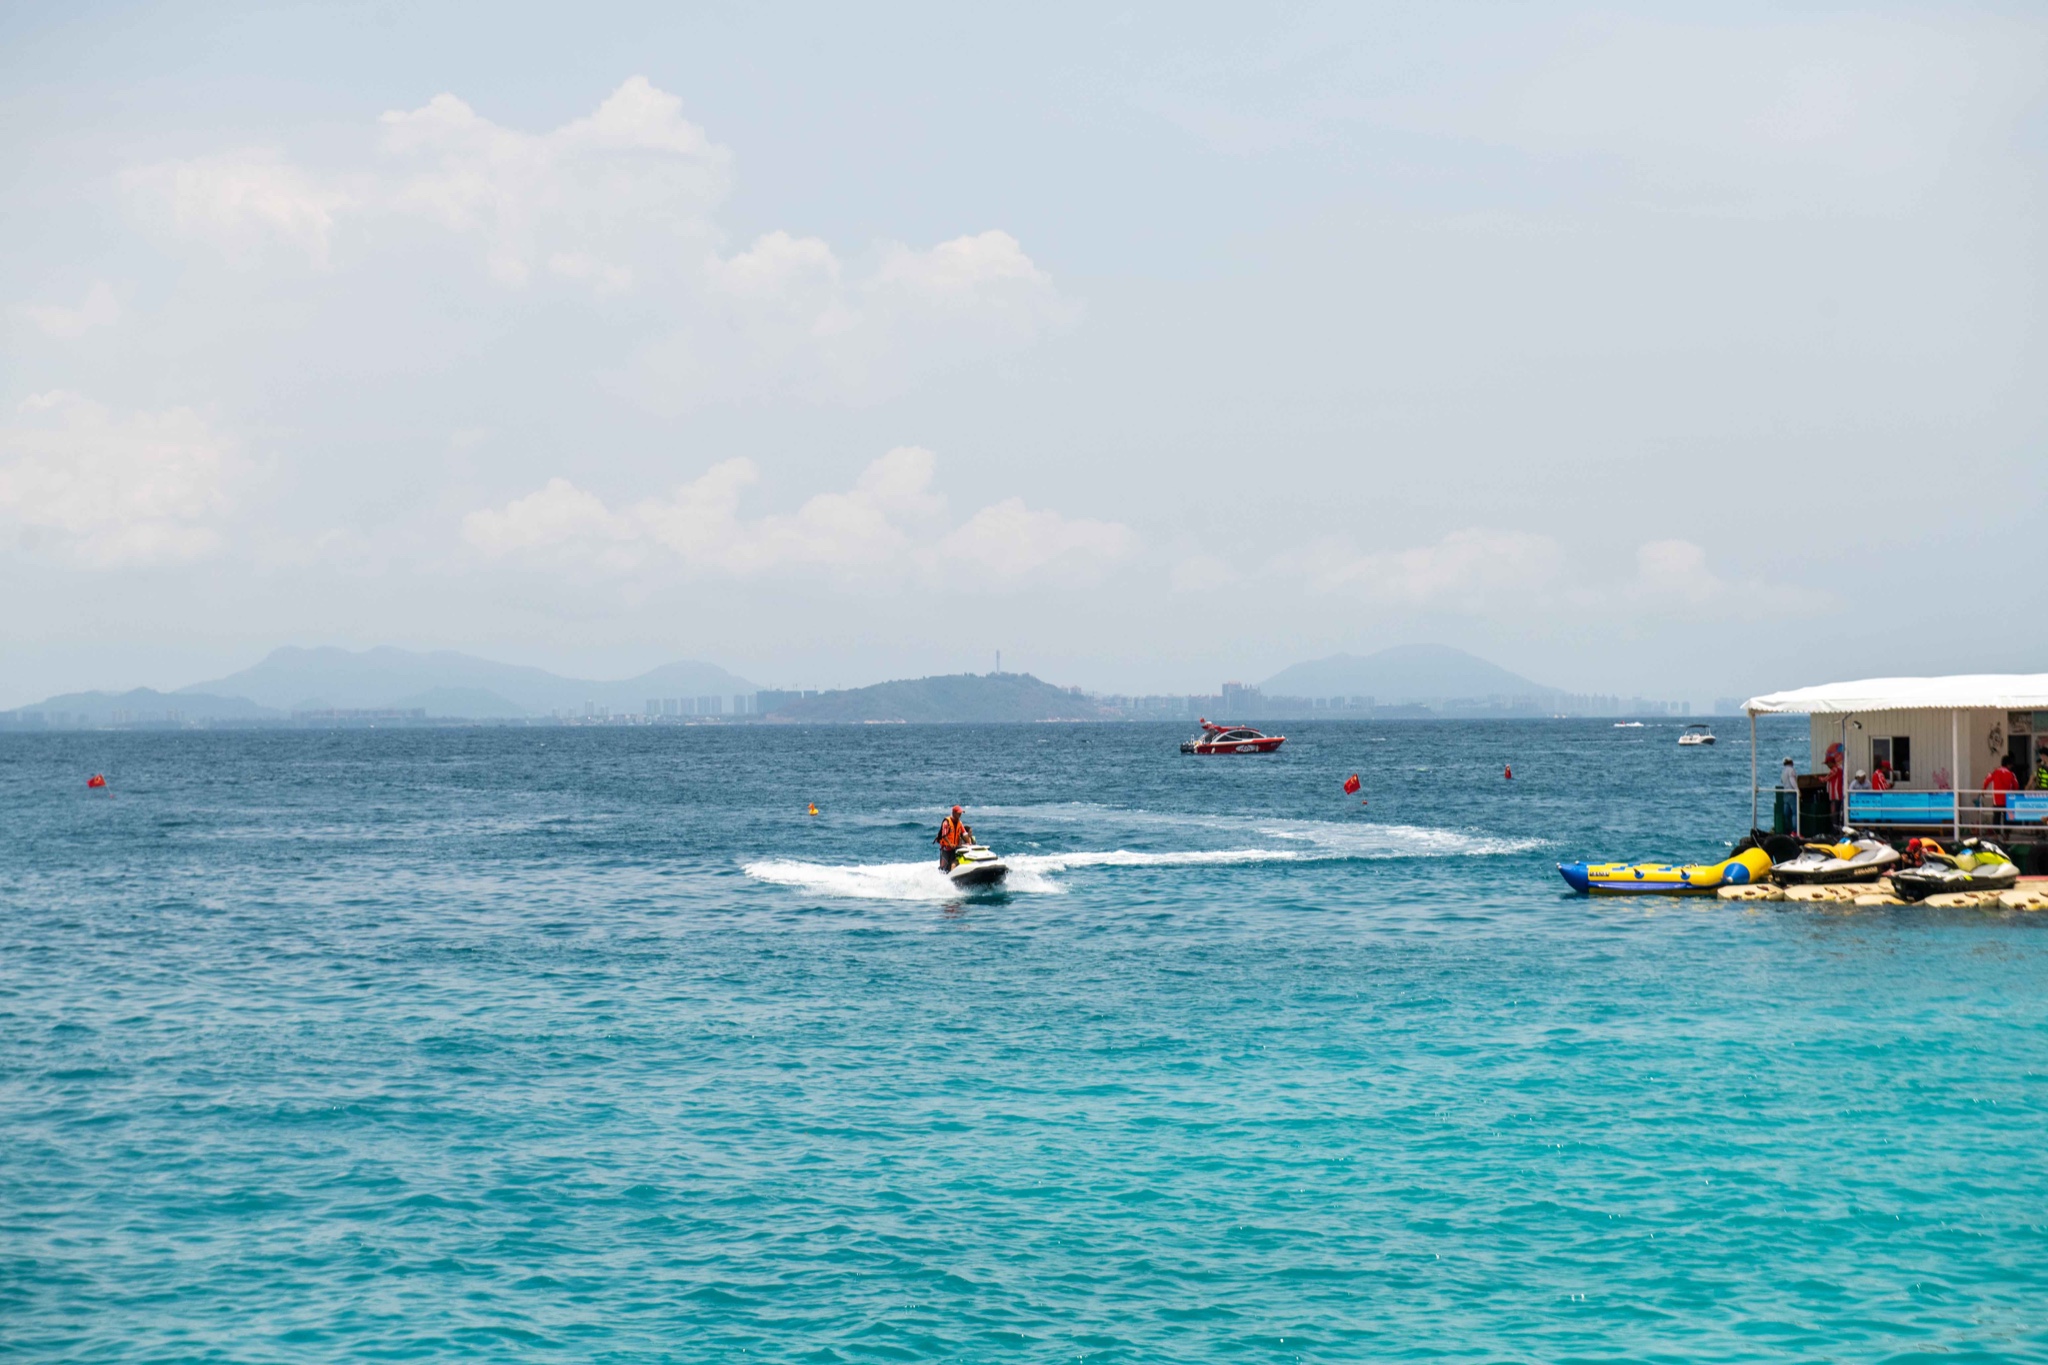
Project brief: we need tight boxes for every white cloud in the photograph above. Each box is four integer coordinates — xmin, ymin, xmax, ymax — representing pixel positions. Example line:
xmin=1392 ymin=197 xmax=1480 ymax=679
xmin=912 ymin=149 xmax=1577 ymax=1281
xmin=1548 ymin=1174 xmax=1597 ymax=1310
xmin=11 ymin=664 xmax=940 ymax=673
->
xmin=0 ymin=391 xmax=237 ymax=567
xmin=122 ymin=151 xmax=357 ymax=267
xmin=376 ymin=77 xmax=729 ymax=287
xmin=462 ymin=475 xmax=632 ymax=558
xmin=672 ymin=227 xmax=1073 ymax=404
xmin=15 ymin=282 xmax=121 ymax=338
xmin=1631 ymin=538 xmax=1723 ymax=603
xmin=463 ymin=445 xmax=1130 ymax=588
xmin=935 ymin=498 xmax=1135 ymax=584
xmin=123 ymin=77 xmax=1073 ymax=404
xmin=1283 ymin=528 xmax=1566 ymax=607
xmin=871 ymin=230 xmax=1055 ymax=312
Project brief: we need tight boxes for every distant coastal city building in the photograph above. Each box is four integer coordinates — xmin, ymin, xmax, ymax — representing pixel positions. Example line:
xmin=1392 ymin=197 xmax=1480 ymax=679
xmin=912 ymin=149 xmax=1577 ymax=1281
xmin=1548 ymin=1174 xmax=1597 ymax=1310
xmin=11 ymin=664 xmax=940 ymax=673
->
xmin=1084 ymin=685 xmax=1691 ymax=721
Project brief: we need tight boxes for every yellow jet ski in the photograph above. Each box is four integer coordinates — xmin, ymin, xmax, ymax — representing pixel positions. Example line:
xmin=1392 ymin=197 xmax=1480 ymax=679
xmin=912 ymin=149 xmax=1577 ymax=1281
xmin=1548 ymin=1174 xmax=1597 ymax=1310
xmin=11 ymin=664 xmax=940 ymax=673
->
xmin=1557 ymin=846 xmax=1773 ymax=895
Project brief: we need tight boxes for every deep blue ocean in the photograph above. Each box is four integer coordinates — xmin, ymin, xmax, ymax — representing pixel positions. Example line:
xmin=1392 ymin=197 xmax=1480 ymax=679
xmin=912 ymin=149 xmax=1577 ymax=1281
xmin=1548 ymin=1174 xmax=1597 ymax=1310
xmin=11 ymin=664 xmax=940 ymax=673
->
xmin=4 ymin=717 xmax=2045 ymax=1362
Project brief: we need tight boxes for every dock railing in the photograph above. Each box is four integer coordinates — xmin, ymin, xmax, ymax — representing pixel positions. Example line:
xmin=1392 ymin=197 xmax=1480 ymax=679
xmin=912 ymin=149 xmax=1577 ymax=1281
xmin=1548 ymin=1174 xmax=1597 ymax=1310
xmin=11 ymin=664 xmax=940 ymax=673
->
xmin=1845 ymin=789 xmax=2048 ymax=837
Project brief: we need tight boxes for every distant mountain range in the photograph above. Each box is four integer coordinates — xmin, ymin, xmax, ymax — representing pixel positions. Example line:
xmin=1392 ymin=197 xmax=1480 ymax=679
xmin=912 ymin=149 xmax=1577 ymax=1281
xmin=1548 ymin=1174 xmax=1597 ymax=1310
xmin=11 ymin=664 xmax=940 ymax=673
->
xmin=767 ymin=673 xmax=1109 ymax=724
xmin=6 ymin=687 xmax=286 ymax=724
xmin=180 ymin=647 xmax=756 ymax=716
xmin=1261 ymin=645 xmax=1558 ymax=704
xmin=4 ymin=642 xmax=1647 ymax=729
xmin=7 ymin=647 xmax=757 ymax=722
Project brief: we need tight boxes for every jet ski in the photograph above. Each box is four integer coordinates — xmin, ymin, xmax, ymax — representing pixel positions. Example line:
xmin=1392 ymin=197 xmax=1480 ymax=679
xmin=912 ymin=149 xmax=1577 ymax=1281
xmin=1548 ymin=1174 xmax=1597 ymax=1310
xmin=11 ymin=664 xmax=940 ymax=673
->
xmin=1890 ymin=839 xmax=2018 ymax=903
xmin=1770 ymin=830 xmax=1902 ymax=885
xmin=1557 ymin=846 xmax=1772 ymax=895
xmin=946 ymin=844 xmax=1010 ymax=889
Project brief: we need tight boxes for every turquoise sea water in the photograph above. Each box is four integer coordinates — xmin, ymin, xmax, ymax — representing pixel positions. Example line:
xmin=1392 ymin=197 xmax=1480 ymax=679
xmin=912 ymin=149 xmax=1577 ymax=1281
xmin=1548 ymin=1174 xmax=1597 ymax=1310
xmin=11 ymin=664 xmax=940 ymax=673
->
xmin=3 ymin=718 xmax=2045 ymax=1362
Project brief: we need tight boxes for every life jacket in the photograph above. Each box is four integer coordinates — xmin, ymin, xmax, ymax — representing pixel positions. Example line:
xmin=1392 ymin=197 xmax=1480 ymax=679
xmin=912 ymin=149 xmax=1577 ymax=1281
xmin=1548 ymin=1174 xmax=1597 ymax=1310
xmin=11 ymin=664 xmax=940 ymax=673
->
xmin=937 ymin=816 xmax=964 ymax=849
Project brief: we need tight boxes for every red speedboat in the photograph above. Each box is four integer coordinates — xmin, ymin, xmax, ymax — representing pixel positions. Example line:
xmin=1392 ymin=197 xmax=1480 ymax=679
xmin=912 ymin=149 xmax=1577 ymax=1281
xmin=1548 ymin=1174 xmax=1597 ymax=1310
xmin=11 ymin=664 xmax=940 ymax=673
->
xmin=1179 ymin=719 xmax=1286 ymax=754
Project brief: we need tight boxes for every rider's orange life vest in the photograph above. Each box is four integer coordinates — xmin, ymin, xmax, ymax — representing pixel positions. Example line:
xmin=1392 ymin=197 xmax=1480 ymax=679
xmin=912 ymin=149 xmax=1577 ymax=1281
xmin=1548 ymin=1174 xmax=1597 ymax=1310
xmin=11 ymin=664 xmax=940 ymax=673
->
xmin=937 ymin=816 xmax=964 ymax=849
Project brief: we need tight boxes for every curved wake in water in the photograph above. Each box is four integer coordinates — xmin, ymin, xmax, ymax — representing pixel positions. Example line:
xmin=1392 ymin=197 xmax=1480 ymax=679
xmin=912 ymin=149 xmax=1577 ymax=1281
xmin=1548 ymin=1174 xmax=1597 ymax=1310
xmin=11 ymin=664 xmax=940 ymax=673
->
xmin=744 ymin=821 xmax=1541 ymax=901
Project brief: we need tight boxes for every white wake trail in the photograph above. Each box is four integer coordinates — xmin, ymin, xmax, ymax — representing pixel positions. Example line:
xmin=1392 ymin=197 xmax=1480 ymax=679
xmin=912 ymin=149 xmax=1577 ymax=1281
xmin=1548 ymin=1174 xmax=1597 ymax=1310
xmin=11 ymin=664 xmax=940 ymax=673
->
xmin=743 ymin=848 xmax=1309 ymax=901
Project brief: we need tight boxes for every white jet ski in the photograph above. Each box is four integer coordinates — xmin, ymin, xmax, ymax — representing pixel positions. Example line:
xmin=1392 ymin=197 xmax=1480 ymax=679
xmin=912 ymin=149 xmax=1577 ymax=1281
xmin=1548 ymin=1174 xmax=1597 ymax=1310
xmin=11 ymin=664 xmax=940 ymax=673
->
xmin=947 ymin=844 xmax=1010 ymax=889
xmin=1770 ymin=830 xmax=1901 ymax=885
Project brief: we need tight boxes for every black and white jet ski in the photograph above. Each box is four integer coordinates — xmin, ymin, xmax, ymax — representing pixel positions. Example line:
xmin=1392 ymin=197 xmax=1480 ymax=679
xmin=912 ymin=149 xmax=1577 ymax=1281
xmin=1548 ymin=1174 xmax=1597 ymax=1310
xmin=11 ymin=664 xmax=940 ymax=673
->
xmin=1770 ymin=830 xmax=1902 ymax=885
xmin=947 ymin=844 xmax=1010 ymax=889
xmin=1891 ymin=839 xmax=2018 ymax=902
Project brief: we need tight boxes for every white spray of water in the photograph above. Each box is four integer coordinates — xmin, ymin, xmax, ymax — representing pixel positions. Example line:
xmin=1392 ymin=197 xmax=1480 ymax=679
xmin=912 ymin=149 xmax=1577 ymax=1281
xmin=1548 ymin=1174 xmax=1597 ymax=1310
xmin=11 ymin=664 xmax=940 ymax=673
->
xmin=743 ymin=821 xmax=1540 ymax=902
xmin=743 ymin=848 xmax=1298 ymax=901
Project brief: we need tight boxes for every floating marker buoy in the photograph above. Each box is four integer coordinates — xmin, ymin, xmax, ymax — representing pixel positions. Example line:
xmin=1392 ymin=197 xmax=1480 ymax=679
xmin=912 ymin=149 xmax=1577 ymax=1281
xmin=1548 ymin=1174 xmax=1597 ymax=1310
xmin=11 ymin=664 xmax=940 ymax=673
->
xmin=807 ymin=802 xmax=819 ymax=816
xmin=1504 ymin=765 xmax=1512 ymax=780
xmin=86 ymin=773 xmax=107 ymax=789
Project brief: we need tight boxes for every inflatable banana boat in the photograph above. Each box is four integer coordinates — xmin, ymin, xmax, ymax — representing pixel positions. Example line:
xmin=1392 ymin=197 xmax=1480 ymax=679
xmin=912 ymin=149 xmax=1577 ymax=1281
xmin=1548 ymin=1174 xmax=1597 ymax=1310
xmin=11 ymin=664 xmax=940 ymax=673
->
xmin=1557 ymin=846 xmax=1773 ymax=895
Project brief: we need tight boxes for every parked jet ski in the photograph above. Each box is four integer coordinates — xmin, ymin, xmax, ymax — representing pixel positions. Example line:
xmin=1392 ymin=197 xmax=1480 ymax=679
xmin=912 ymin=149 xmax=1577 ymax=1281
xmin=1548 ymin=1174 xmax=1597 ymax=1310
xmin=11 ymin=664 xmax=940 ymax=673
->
xmin=946 ymin=844 xmax=1010 ymax=889
xmin=1770 ymin=830 xmax=1901 ymax=885
xmin=1890 ymin=839 xmax=2018 ymax=902
xmin=1557 ymin=846 xmax=1772 ymax=895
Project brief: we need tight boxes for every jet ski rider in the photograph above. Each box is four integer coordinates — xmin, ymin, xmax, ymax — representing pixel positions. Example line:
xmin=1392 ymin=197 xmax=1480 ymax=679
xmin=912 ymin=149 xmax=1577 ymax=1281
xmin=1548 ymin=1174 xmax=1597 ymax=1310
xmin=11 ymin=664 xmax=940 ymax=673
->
xmin=936 ymin=805 xmax=973 ymax=872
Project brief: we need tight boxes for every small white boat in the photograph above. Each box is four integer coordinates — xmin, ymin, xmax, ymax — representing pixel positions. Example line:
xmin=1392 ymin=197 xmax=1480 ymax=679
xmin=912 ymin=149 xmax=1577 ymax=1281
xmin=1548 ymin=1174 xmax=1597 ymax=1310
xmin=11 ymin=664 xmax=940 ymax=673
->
xmin=1614 ymin=721 xmax=1645 ymax=728
xmin=1677 ymin=724 xmax=1716 ymax=746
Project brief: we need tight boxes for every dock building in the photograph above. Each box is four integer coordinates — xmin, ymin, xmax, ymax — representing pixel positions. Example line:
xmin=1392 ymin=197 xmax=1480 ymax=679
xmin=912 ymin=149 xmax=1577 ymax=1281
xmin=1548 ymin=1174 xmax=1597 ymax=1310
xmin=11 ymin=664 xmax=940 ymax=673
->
xmin=1743 ymin=675 xmax=2048 ymax=863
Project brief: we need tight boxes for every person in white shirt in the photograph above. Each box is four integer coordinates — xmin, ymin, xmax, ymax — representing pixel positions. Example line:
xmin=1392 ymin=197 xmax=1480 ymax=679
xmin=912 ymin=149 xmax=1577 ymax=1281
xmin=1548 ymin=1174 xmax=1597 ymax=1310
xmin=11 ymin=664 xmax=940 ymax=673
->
xmin=1776 ymin=758 xmax=1800 ymax=835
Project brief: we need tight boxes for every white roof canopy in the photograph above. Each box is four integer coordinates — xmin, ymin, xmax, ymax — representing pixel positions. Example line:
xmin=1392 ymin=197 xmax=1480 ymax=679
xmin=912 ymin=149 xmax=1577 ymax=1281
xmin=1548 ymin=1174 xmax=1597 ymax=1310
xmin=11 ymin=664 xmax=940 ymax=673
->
xmin=1744 ymin=675 xmax=2048 ymax=716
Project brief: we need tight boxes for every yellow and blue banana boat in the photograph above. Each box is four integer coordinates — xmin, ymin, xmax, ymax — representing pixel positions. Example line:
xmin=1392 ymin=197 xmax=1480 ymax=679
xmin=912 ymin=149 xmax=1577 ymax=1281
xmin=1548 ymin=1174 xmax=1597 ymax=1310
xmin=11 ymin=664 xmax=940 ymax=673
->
xmin=1557 ymin=846 xmax=1773 ymax=895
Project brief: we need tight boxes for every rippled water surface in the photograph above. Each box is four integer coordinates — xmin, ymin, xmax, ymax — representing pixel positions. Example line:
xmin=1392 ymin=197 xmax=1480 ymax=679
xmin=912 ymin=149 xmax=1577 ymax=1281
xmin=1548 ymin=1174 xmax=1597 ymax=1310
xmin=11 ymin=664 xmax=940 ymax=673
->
xmin=4 ymin=719 xmax=2045 ymax=1361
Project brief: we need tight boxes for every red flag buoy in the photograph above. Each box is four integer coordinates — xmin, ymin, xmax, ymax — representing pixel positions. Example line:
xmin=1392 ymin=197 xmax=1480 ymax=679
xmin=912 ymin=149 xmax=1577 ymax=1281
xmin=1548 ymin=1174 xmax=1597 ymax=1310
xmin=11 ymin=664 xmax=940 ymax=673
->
xmin=86 ymin=773 xmax=107 ymax=789
xmin=1342 ymin=773 xmax=1361 ymax=795
xmin=1504 ymin=764 xmax=1512 ymax=780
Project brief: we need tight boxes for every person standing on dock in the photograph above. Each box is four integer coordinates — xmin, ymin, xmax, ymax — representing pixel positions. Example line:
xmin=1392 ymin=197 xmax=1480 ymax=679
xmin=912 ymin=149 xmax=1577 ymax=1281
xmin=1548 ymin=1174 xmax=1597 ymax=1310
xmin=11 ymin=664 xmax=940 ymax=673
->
xmin=1824 ymin=748 xmax=1845 ymax=830
xmin=1983 ymin=757 xmax=2019 ymax=824
xmin=1775 ymin=757 xmax=1800 ymax=835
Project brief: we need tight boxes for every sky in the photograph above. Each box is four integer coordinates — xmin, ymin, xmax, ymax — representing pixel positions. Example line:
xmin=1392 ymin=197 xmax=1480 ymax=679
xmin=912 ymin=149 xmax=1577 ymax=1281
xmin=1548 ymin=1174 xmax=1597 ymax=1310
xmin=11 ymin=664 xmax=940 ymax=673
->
xmin=2 ymin=1 xmax=2044 ymax=708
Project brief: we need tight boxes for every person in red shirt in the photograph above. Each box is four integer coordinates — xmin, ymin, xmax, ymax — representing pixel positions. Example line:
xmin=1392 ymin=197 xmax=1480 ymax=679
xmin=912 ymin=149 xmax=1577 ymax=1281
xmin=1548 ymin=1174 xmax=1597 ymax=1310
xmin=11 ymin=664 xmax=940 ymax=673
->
xmin=1870 ymin=761 xmax=1891 ymax=792
xmin=1983 ymin=757 xmax=2020 ymax=823
xmin=1824 ymin=750 xmax=1845 ymax=829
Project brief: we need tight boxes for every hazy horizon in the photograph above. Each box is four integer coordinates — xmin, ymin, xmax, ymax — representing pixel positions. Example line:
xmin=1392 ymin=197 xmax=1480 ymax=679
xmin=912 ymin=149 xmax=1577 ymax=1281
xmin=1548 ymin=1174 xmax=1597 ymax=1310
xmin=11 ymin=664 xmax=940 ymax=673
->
xmin=5 ymin=3 xmax=2043 ymax=708
xmin=0 ymin=637 xmax=1826 ymax=714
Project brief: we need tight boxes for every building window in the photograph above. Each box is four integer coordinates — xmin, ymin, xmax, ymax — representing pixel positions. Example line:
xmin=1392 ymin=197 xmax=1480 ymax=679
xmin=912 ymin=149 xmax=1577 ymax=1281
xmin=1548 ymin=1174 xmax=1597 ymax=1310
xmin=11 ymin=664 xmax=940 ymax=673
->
xmin=1872 ymin=736 xmax=1911 ymax=783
